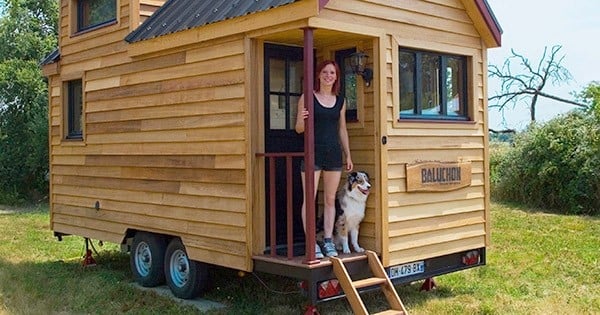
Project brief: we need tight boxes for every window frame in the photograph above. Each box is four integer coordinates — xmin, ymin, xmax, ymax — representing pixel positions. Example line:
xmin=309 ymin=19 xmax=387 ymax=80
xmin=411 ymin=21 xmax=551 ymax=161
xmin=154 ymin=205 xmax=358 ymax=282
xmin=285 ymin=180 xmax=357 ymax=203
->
xmin=335 ymin=48 xmax=359 ymax=123
xmin=75 ymin=0 xmax=117 ymax=33
xmin=398 ymin=48 xmax=469 ymax=121
xmin=65 ymin=79 xmax=84 ymax=140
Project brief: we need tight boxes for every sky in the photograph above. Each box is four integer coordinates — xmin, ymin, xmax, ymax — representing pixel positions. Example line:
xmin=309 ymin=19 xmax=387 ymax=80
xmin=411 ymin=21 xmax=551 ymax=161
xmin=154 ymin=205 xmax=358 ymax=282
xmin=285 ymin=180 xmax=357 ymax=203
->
xmin=485 ymin=0 xmax=600 ymax=130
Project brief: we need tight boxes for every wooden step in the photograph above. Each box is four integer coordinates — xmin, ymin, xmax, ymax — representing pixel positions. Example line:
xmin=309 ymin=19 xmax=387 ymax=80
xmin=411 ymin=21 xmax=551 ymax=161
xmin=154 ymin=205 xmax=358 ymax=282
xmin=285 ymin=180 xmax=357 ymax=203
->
xmin=353 ymin=277 xmax=387 ymax=289
xmin=330 ymin=250 xmax=408 ymax=315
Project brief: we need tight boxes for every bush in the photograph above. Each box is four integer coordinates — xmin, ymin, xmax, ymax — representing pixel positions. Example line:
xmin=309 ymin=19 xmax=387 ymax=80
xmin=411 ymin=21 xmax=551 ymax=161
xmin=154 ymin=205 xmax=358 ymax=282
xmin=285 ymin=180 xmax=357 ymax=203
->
xmin=489 ymin=141 xmax=511 ymax=187
xmin=491 ymin=111 xmax=600 ymax=215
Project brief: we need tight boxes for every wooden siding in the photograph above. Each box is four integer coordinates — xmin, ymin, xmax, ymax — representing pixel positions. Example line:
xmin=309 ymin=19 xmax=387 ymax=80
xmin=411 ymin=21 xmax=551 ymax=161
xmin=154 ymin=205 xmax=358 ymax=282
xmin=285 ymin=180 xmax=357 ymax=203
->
xmin=139 ymin=0 xmax=166 ymax=24
xmin=322 ymin=0 xmax=489 ymax=266
xmin=50 ymin=0 xmax=251 ymax=271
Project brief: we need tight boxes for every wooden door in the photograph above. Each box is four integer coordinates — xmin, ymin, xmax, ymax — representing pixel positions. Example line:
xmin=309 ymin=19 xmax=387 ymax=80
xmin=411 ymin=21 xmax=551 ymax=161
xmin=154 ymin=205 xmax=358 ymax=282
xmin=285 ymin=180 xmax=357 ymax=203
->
xmin=264 ymin=44 xmax=305 ymax=249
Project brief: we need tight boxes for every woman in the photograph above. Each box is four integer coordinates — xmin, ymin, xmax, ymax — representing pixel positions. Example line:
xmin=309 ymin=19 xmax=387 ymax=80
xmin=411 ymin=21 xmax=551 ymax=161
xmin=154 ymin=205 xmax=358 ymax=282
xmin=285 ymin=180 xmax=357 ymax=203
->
xmin=295 ymin=60 xmax=353 ymax=258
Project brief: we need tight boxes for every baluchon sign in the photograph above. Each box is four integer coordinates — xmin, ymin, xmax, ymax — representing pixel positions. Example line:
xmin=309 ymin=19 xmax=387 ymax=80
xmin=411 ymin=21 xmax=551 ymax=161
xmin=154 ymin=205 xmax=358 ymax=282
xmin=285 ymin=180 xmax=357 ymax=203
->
xmin=406 ymin=161 xmax=472 ymax=192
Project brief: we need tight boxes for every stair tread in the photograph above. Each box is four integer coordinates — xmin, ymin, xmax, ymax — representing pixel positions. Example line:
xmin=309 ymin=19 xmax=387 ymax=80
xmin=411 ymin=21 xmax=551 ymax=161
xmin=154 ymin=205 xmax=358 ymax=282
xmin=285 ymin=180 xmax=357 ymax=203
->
xmin=352 ymin=276 xmax=387 ymax=289
xmin=332 ymin=251 xmax=407 ymax=315
xmin=372 ymin=310 xmax=405 ymax=315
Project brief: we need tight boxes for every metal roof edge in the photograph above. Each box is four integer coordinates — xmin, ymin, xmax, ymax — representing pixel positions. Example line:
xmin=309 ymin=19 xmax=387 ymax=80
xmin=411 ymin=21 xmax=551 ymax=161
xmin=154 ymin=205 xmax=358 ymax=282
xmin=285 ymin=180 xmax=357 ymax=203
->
xmin=476 ymin=0 xmax=503 ymax=46
xmin=40 ymin=48 xmax=60 ymax=66
xmin=125 ymin=0 xmax=301 ymax=43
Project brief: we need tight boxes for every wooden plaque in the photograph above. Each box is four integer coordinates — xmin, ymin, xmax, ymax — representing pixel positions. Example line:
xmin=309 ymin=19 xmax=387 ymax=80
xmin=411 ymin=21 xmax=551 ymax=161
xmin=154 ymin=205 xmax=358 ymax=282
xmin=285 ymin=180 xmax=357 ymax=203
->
xmin=406 ymin=161 xmax=472 ymax=192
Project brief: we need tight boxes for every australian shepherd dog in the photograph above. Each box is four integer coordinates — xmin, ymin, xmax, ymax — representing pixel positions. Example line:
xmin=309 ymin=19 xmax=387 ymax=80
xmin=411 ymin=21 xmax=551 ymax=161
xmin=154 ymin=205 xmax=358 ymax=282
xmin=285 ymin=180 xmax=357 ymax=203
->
xmin=317 ymin=171 xmax=371 ymax=254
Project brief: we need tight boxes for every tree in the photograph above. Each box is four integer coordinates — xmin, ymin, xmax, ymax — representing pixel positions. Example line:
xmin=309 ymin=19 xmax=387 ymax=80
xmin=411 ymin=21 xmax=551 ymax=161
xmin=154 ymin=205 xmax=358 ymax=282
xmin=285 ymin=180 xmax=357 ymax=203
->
xmin=0 ymin=0 xmax=57 ymax=61
xmin=573 ymin=81 xmax=600 ymax=118
xmin=488 ymin=45 xmax=587 ymax=123
xmin=0 ymin=0 xmax=58 ymax=203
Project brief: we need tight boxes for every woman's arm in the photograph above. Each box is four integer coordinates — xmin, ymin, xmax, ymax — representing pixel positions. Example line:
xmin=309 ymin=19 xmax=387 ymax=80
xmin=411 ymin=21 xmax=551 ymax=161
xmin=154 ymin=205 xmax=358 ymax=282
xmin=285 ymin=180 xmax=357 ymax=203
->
xmin=338 ymin=100 xmax=353 ymax=171
xmin=295 ymin=94 xmax=308 ymax=134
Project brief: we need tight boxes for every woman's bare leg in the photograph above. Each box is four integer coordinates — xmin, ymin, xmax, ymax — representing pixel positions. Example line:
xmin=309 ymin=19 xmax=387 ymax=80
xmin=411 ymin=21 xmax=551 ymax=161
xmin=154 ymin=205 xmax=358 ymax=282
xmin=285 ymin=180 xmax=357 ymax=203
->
xmin=300 ymin=170 xmax=321 ymax=233
xmin=321 ymin=170 xmax=342 ymax=239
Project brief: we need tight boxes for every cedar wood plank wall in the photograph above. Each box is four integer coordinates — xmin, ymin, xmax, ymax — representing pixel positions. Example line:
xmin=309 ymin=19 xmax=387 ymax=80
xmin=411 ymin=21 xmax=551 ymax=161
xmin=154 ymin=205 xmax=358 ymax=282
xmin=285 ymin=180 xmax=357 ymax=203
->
xmin=50 ymin=0 xmax=250 ymax=271
xmin=322 ymin=0 xmax=489 ymax=266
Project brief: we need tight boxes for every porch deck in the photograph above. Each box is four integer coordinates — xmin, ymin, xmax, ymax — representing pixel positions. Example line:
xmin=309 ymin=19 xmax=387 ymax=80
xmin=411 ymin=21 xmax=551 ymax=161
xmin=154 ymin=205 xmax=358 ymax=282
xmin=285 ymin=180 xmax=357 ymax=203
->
xmin=253 ymin=252 xmax=372 ymax=303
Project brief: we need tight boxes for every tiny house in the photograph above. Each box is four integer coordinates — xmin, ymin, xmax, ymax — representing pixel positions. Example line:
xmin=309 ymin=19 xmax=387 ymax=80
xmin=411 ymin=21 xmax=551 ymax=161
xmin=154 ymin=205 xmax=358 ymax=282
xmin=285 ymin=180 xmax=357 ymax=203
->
xmin=42 ymin=0 xmax=501 ymax=307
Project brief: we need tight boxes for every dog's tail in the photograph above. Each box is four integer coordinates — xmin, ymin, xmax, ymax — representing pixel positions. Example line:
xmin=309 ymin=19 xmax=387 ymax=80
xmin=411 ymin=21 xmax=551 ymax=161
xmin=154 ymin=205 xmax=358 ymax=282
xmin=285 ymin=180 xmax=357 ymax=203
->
xmin=335 ymin=197 xmax=344 ymax=217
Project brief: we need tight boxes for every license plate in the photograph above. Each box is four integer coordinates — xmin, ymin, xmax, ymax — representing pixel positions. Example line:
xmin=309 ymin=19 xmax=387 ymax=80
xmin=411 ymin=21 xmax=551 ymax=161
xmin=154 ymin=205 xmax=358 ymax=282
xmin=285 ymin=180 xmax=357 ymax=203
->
xmin=388 ymin=261 xmax=425 ymax=279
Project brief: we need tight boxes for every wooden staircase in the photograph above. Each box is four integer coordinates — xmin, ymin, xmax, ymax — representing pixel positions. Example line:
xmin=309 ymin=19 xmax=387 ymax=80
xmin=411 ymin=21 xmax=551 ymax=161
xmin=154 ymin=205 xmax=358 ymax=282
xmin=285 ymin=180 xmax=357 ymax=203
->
xmin=330 ymin=250 xmax=407 ymax=315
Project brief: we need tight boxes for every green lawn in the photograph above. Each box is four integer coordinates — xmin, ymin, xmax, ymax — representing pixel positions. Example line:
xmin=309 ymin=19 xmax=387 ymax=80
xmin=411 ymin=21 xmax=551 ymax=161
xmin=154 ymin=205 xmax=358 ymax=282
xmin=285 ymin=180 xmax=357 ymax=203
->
xmin=0 ymin=203 xmax=598 ymax=314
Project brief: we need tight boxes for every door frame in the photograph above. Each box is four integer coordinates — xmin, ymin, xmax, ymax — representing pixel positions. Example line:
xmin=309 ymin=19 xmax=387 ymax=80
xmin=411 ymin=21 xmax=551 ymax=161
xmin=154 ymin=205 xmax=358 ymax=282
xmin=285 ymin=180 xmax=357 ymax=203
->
xmin=251 ymin=41 xmax=309 ymax=256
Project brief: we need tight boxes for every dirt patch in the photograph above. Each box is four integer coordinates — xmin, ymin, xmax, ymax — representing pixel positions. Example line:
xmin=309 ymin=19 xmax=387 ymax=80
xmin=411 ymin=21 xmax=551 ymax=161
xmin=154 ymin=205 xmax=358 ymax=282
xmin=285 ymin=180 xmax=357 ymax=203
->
xmin=0 ymin=207 xmax=16 ymax=215
xmin=131 ymin=284 xmax=226 ymax=312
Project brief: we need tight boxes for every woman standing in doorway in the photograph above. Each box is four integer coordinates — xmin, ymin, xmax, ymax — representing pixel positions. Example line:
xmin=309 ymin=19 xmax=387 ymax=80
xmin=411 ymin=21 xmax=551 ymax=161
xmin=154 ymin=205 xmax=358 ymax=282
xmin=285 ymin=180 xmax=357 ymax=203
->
xmin=295 ymin=60 xmax=353 ymax=258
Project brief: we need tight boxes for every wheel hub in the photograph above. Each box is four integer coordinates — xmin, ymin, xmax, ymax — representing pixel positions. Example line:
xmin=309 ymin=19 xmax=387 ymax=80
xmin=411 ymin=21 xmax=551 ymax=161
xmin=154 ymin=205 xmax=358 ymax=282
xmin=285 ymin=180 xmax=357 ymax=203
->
xmin=170 ymin=249 xmax=190 ymax=287
xmin=135 ymin=242 xmax=152 ymax=276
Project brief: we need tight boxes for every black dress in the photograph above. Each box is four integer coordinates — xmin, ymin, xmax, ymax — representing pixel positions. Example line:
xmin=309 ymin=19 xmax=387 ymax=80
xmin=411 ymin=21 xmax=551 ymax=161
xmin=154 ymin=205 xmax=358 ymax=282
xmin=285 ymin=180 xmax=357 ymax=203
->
xmin=312 ymin=94 xmax=343 ymax=171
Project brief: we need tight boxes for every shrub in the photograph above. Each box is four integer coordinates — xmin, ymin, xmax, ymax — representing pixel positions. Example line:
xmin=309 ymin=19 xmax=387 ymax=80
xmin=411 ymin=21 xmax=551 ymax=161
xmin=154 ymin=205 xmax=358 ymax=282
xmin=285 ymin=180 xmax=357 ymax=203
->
xmin=492 ymin=111 xmax=600 ymax=215
xmin=489 ymin=141 xmax=511 ymax=188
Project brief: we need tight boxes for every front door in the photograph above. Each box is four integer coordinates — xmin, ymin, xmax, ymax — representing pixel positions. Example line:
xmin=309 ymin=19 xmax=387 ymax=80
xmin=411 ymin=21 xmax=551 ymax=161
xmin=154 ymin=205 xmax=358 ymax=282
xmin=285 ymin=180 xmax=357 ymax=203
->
xmin=264 ymin=44 xmax=305 ymax=250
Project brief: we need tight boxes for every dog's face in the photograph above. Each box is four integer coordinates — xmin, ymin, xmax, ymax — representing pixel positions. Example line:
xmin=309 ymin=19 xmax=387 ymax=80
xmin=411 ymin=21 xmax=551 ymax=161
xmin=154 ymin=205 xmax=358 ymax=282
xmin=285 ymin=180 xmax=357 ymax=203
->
xmin=347 ymin=171 xmax=371 ymax=195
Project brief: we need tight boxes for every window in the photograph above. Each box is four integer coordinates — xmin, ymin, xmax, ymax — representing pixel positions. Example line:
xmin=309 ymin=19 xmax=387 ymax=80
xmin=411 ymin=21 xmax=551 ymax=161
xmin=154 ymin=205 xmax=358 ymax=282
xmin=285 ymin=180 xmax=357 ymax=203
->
xmin=77 ymin=0 xmax=117 ymax=32
xmin=266 ymin=52 xmax=303 ymax=131
xmin=66 ymin=80 xmax=83 ymax=139
xmin=336 ymin=48 xmax=358 ymax=122
xmin=399 ymin=48 xmax=468 ymax=120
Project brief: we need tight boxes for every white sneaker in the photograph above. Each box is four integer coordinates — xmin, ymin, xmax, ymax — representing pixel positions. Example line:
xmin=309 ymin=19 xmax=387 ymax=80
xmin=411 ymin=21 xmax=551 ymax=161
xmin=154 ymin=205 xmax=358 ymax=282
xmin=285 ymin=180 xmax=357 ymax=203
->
xmin=322 ymin=241 xmax=338 ymax=257
xmin=315 ymin=243 xmax=324 ymax=259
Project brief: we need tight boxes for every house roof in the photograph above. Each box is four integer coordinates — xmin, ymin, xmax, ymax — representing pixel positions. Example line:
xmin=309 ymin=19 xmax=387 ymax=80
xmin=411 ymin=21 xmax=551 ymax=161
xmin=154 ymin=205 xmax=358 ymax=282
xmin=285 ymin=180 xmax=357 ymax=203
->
xmin=125 ymin=0 xmax=300 ymax=43
xmin=43 ymin=0 xmax=501 ymax=65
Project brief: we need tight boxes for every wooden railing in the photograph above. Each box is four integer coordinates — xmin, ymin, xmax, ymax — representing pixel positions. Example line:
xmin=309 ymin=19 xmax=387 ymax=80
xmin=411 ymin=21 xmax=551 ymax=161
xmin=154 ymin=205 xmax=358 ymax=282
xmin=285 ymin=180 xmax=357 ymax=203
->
xmin=256 ymin=152 xmax=315 ymax=261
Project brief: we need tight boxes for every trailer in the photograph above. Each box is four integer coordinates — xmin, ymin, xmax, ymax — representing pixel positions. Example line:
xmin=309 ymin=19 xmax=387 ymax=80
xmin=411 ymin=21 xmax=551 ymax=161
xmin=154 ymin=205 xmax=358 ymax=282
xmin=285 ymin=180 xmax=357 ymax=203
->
xmin=42 ymin=0 xmax=501 ymax=311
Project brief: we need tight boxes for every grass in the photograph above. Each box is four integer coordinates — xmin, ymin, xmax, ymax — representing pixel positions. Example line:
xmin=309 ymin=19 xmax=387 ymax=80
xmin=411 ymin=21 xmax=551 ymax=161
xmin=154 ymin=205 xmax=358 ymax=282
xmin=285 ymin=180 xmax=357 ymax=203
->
xmin=0 ymin=203 xmax=599 ymax=314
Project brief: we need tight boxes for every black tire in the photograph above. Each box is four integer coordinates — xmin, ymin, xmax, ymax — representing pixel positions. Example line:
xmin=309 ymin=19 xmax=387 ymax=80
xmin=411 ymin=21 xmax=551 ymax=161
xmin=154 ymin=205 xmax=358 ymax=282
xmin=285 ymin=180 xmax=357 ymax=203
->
xmin=164 ymin=238 xmax=208 ymax=299
xmin=130 ymin=232 xmax=167 ymax=287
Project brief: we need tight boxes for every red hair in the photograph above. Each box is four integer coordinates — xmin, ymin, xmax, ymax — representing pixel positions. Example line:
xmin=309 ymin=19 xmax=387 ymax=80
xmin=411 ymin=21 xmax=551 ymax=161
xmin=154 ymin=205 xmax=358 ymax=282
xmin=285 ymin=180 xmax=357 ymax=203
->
xmin=314 ymin=60 xmax=341 ymax=95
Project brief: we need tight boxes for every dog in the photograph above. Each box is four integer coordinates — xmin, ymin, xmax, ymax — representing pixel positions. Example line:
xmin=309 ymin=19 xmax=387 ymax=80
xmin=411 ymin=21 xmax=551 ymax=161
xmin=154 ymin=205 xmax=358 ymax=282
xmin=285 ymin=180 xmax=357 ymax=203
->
xmin=316 ymin=171 xmax=371 ymax=254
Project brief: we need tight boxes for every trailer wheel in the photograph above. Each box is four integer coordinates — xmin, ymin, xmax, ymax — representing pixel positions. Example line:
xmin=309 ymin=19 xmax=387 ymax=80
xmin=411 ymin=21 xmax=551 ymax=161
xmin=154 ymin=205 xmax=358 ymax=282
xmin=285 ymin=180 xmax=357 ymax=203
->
xmin=164 ymin=238 xmax=208 ymax=299
xmin=130 ymin=232 xmax=166 ymax=287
